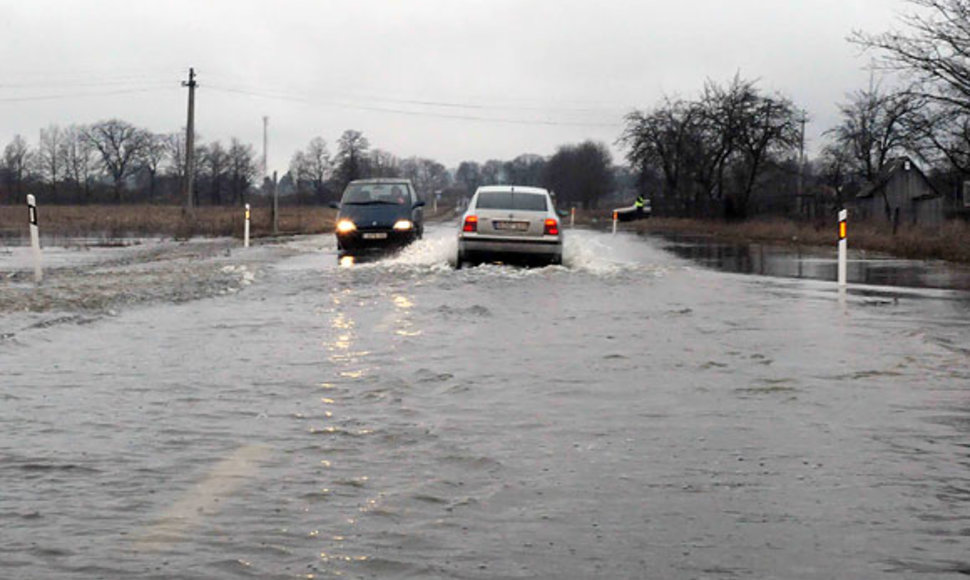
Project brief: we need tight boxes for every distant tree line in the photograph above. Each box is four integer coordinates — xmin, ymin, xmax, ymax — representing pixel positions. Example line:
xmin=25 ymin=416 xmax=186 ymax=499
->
xmin=285 ymin=128 xmax=626 ymax=209
xmin=0 ymin=119 xmax=259 ymax=207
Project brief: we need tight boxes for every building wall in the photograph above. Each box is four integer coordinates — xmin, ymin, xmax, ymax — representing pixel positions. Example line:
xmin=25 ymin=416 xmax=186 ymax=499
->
xmin=914 ymin=196 xmax=944 ymax=227
xmin=858 ymin=166 xmax=943 ymax=226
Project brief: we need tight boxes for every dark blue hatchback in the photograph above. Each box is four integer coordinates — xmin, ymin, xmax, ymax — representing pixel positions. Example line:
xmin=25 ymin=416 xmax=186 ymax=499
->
xmin=334 ymin=179 xmax=425 ymax=258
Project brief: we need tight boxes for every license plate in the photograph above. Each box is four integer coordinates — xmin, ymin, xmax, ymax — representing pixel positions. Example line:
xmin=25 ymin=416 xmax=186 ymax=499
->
xmin=362 ymin=232 xmax=388 ymax=240
xmin=493 ymin=221 xmax=529 ymax=231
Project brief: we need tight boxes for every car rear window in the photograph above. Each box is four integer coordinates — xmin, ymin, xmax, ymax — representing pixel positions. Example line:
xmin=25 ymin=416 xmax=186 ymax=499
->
xmin=475 ymin=192 xmax=548 ymax=211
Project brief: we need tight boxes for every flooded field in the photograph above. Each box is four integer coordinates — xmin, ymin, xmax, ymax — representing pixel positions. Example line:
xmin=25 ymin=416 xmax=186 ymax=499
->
xmin=2 ymin=225 xmax=969 ymax=578
xmin=662 ymin=234 xmax=970 ymax=292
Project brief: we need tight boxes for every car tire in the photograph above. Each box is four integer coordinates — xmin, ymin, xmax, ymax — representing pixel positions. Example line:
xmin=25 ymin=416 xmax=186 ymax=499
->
xmin=550 ymin=254 xmax=562 ymax=266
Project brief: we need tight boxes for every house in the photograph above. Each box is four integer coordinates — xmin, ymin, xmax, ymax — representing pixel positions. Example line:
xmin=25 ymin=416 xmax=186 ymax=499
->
xmin=854 ymin=157 xmax=944 ymax=227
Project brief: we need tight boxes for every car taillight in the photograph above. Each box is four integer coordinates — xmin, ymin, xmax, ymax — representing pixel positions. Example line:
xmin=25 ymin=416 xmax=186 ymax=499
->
xmin=544 ymin=218 xmax=559 ymax=236
xmin=463 ymin=215 xmax=478 ymax=232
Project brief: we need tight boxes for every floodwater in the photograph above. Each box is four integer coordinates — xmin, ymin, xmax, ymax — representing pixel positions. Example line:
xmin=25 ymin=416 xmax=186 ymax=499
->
xmin=2 ymin=224 xmax=969 ymax=579
xmin=663 ymin=234 xmax=970 ymax=292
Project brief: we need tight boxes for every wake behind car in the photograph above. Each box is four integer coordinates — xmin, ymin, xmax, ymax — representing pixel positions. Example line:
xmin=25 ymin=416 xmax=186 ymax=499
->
xmin=456 ymin=185 xmax=563 ymax=267
xmin=333 ymin=179 xmax=425 ymax=258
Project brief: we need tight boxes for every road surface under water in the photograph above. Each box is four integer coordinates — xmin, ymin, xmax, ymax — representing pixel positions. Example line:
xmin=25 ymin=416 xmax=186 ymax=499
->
xmin=2 ymin=224 xmax=969 ymax=579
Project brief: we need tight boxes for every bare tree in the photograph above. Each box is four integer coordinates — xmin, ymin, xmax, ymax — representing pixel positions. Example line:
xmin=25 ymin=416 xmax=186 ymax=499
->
xmin=334 ymin=130 xmax=370 ymax=190
xmin=620 ymin=97 xmax=702 ymax=214
xmin=139 ymin=133 xmax=169 ymax=200
xmin=84 ymin=119 xmax=149 ymax=203
xmin=481 ymin=160 xmax=505 ymax=185
xmin=853 ymin=0 xmax=970 ymax=113
xmin=290 ymin=137 xmax=333 ymax=201
xmin=543 ymin=141 xmax=614 ymax=209
xmin=2 ymin=135 xmax=34 ymax=198
xmin=36 ymin=125 xmax=63 ymax=197
xmin=369 ymin=149 xmax=400 ymax=178
xmin=202 ymin=141 xmax=228 ymax=205
xmin=166 ymin=131 xmax=187 ymax=195
xmin=621 ymin=75 xmax=802 ymax=218
xmin=60 ymin=125 xmax=96 ymax=202
xmin=227 ymin=138 xmax=257 ymax=204
xmin=731 ymin=90 xmax=800 ymax=218
xmin=455 ymin=161 xmax=482 ymax=194
xmin=827 ymin=83 xmax=922 ymax=181
xmin=504 ymin=154 xmax=546 ymax=186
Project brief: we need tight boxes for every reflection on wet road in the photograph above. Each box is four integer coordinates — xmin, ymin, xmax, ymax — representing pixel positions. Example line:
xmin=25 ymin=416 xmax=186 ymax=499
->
xmin=2 ymin=225 xmax=969 ymax=578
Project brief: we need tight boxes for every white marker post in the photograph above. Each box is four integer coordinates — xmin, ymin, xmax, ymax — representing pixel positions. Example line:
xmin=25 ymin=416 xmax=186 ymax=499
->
xmin=612 ymin=210 xmax=618 ymax=235
xmin=838 ymin=209 xmax=847 ymax=288
xmin=244 ymin=203 xmax=251 ymax=248
xmin=570 ymin=207 xmax=576 ymax=229
xmin=27 ymin=194 xmax=42 ymax=283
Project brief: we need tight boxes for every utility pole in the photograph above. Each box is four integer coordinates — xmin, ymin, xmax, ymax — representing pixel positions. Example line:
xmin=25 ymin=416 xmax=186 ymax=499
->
xmin=262 ymin=116 xmax=269 ymax=178
xmin=182 ymin=68 xmax=197 ymax=215
xmin=797 ymin=111 xmax=807 ymax=215
xmin=272 ymin=170 xmax=279 ymax=235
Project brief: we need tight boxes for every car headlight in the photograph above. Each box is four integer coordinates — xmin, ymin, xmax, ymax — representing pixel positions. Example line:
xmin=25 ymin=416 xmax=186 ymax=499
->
xmin=336 ymin=219 xmax=356 ymax=234
xmin=392 ymin=219 xmax=413 ymax=231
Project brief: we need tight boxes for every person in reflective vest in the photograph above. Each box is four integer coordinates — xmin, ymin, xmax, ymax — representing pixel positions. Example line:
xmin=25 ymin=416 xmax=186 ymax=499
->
xmin=634 ymin=193 xmax=646 ymax=215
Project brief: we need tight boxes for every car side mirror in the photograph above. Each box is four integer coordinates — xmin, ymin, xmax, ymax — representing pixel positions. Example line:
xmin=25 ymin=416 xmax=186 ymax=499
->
xmin=328 ymin=201 xmax=340 ymax=209
xmin=413 ymin=200 xmax=426 ymax=208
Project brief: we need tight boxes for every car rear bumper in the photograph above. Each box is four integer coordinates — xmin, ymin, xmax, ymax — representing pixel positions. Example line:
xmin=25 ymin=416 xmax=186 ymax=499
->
xmin=459 ymin=235 xmax=562 ymax=257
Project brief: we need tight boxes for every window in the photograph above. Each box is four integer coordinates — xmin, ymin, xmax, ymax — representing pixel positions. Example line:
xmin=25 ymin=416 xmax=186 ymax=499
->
xmin=341 ymin=183 xmax=410 ymax=205
xmin=475 ymin=192 xmax=548 ymax=211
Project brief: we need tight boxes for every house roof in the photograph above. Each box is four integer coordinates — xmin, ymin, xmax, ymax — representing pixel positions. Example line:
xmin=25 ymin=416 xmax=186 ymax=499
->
xmin=856 ymin=157 xmax=941 ymax=200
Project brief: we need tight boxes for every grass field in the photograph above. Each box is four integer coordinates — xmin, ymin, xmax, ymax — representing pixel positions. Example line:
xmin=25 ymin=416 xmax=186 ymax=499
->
xmin=0 ymin=205 xmax=338 ymax=241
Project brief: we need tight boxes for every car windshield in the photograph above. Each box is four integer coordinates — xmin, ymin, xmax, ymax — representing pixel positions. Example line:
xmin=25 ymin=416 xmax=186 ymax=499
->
xmin=475 ymin=191 xmax=548 ymax=211
xmin=342 ymin=183 xmax=410 ymax=205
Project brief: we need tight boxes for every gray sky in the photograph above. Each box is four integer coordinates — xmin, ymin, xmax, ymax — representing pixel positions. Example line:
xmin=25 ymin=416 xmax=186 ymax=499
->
xmin=1 ymin=0 xmax=908 ymax=174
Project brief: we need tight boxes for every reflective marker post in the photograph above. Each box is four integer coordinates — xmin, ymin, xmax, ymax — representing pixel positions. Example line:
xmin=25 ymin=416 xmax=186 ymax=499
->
xmin=838 ymin=209 xmax=847 ymax=288
xmin=570 ymin=207 xmax=576 ymax=229
xmin=244 ymin=203 xmax=251 ymax=248
xmin=612 ymin=211 xmax=618 ymax=235
xmin=27 ymin=194 xmax=42 ymax=283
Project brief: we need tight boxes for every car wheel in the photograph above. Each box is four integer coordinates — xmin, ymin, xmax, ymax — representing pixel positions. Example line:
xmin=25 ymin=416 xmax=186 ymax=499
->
xmin=551 ymin=254 xmax=563 ymax=266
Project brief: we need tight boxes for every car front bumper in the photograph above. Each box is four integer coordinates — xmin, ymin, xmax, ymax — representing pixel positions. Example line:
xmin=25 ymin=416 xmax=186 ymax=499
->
xmin=337 ymin=230 xmax=416 ymax=254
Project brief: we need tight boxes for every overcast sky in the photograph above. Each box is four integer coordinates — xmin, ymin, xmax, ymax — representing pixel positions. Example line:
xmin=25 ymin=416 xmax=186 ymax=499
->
xmin=1 ymin=0 xmax=910 ymax=174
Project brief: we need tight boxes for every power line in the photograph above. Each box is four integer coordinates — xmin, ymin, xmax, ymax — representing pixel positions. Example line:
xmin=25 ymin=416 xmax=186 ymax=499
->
xmin=0 ymin=85 xmax=177 ymax=103
xmin=205 ymin=83 xmax=622 ymax=129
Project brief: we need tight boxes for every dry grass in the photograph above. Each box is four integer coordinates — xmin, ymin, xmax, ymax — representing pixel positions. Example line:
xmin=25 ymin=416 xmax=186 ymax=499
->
xmin=0 ymin=204 xmax=337 ymax=241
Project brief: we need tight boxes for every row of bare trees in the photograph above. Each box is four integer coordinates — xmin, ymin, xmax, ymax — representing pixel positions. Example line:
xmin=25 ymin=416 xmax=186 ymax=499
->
xmin=287 ymin=130 xmax=451 ymax=204
xmin=1 ymin=119 xmax=259 ymax=206
xmin=286 ymin=130 xmax=622 ymax=209
xmin=620 ymin=75 xmax=802 ymax=219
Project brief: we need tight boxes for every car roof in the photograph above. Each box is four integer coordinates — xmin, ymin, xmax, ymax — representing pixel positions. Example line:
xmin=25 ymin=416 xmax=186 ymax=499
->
xmin=348 ymin=178 xmax=414 ymax=186
xmin=475 ymin=185 xmax=550 ymax=196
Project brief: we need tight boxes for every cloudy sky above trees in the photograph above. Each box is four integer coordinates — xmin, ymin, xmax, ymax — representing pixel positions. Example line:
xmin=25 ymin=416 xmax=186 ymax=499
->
xmin=1 ymin=0 xmax=907 ymax=172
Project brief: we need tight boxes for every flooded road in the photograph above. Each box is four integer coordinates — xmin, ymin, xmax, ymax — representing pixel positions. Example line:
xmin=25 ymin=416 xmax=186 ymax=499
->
xmin=2 ymin=224 xmax=970 ymax=578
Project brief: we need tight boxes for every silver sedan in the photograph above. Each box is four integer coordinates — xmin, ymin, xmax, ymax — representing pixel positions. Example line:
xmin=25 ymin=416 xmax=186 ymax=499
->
xmin=456 ymin=185 xmax=563 ymax=267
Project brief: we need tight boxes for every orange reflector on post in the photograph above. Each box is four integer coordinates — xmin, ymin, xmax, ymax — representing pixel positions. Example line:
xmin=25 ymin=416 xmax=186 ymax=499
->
xmin=839 ymin=220 xmax=847 ymax=240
